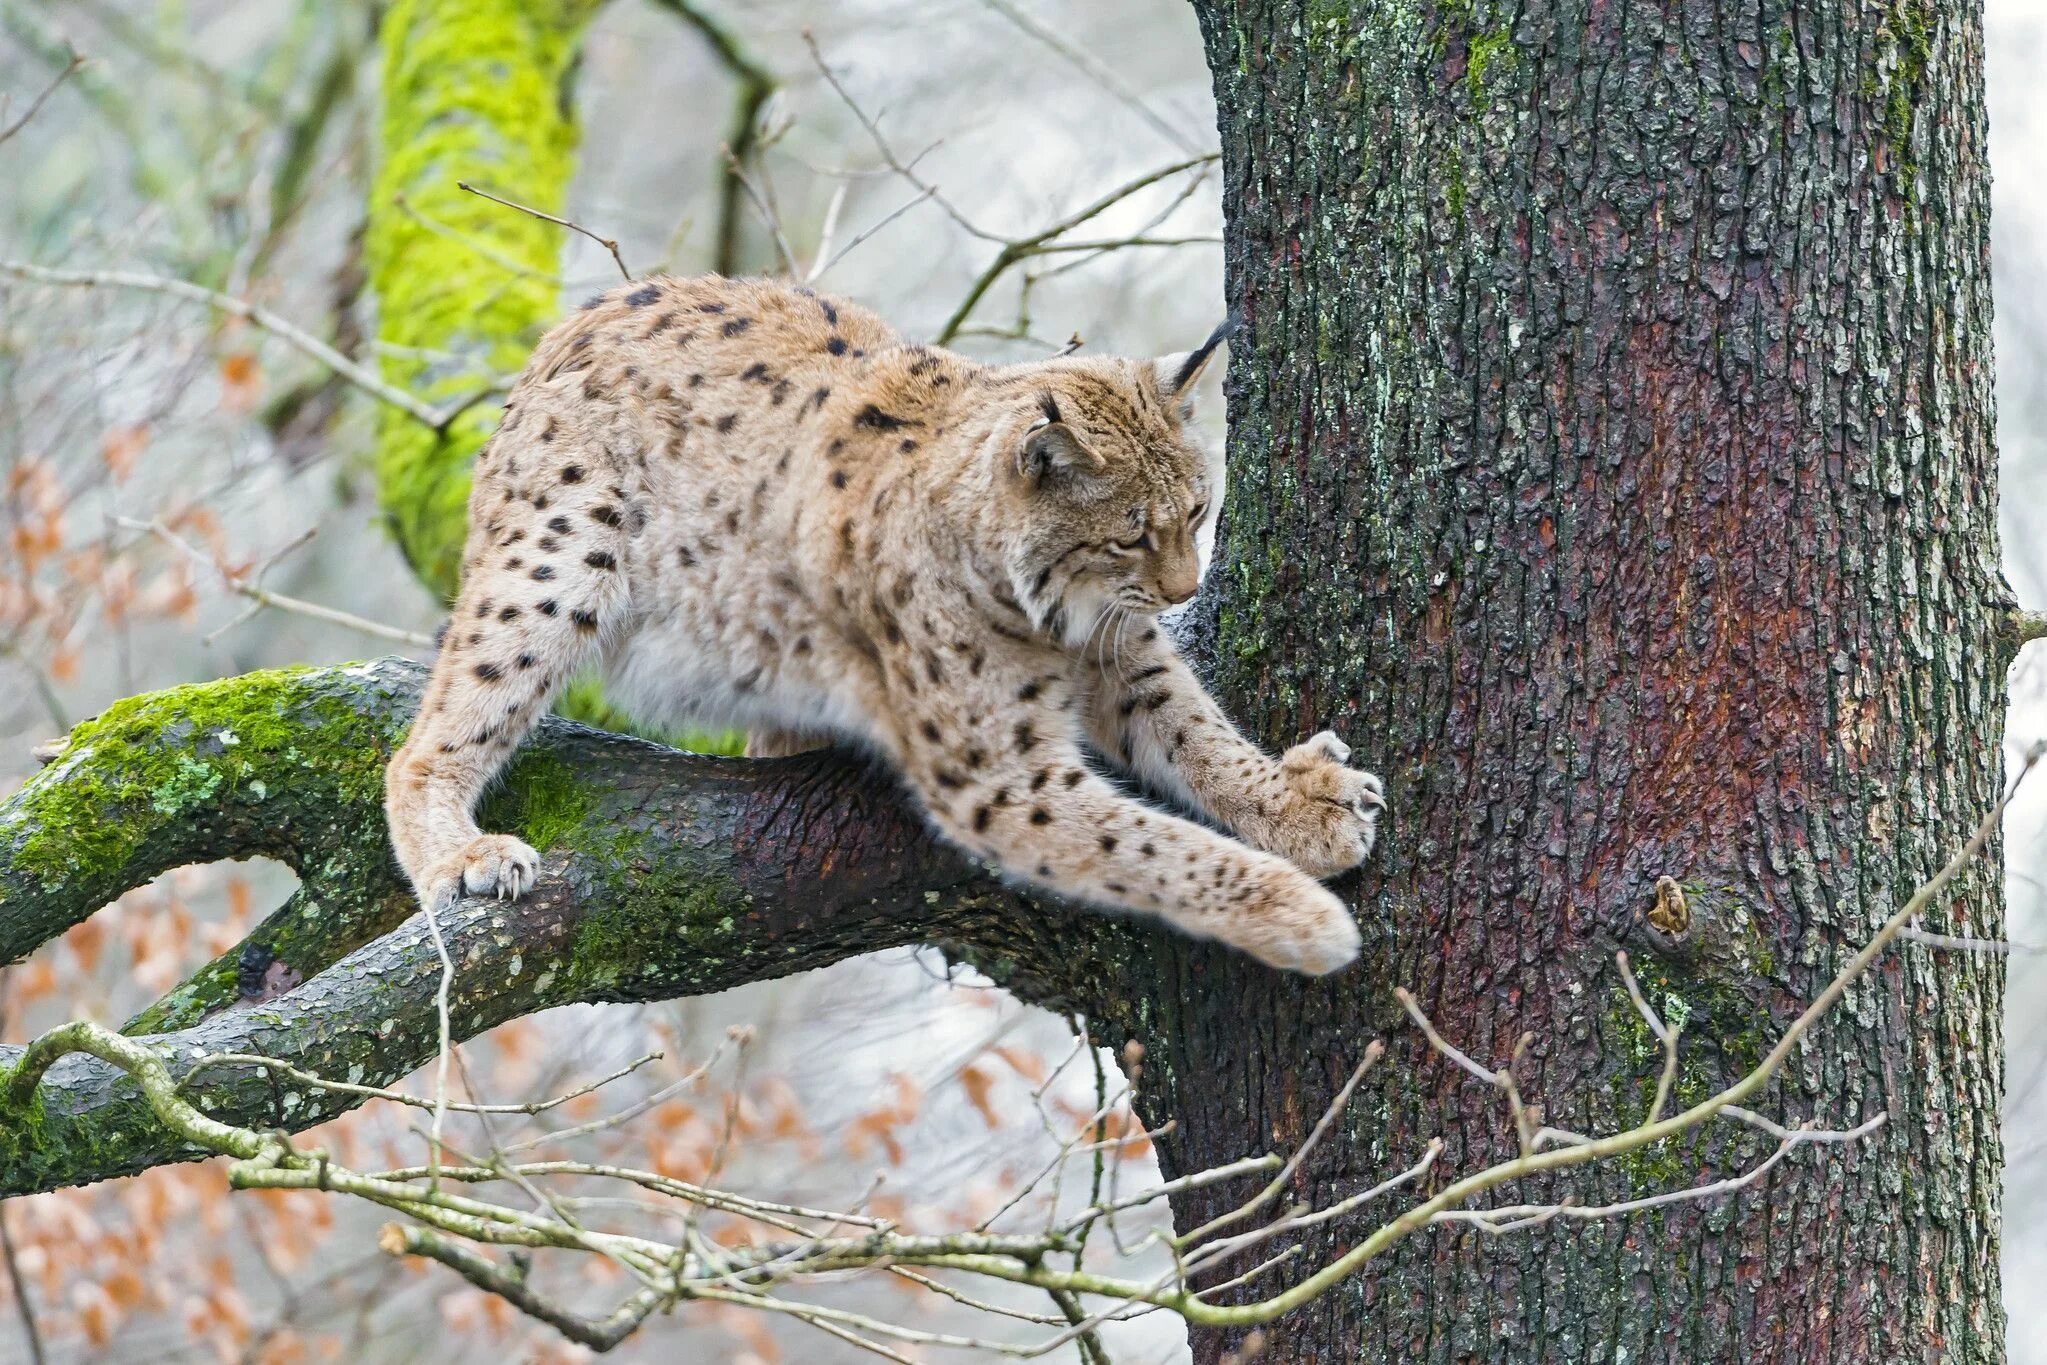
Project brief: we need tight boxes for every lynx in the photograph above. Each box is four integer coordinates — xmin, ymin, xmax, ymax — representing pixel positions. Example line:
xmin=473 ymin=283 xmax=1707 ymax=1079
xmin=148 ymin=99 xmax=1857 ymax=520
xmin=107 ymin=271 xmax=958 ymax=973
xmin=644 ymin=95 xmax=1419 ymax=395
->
xmin=384 ymin=276 xmax=1383 ymax=974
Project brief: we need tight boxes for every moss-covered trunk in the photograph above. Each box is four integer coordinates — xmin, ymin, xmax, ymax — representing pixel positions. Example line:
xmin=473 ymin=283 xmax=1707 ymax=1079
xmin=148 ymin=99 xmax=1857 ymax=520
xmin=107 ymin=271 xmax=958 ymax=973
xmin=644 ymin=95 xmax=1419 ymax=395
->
xmin=367 ymin=0 xmax=603 ymax=600
xmin=1140 ymin=0 xmax=2009 ymax=1358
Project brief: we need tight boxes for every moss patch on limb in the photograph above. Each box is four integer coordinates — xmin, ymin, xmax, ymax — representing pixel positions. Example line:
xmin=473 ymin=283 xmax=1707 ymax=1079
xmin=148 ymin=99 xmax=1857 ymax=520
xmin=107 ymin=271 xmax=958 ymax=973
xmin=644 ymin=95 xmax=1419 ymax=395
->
xmin=366 ymin=0 xmax=603 ymax=600
xmin=0 ymin=665 xmax=407 ymax=964
xmin=1 ymin=658 xmax=1122 ymax=1194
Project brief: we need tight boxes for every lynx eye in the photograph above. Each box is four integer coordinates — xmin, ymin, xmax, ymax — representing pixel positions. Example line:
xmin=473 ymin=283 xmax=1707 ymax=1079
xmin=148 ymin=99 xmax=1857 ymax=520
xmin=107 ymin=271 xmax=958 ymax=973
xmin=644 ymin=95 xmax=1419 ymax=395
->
xmin=1187 ymin=501 xmax=1208 ymax=525
xmin=1110 ymin=531 xmax=1155 ymax=555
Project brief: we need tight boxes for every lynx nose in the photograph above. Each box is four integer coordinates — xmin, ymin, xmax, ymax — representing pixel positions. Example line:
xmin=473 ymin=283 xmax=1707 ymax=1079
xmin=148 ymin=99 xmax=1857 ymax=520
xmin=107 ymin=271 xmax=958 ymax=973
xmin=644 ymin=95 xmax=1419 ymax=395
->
xmin=1162 ymin=575 xmax=1199 ymax=606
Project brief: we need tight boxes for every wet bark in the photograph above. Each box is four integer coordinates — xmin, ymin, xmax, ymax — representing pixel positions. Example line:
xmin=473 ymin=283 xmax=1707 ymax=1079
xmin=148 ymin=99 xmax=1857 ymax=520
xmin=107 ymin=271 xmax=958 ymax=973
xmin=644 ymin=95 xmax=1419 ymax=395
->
xmin=1135 ymin=0 xmax=2011 ymax=1359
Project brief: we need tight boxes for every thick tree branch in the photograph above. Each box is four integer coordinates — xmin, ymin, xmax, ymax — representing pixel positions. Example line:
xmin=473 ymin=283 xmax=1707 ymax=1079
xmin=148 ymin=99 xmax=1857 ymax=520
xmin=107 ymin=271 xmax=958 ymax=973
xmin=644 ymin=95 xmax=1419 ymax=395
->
xmin=0 ymin=660 xmax=1139 ymax=1195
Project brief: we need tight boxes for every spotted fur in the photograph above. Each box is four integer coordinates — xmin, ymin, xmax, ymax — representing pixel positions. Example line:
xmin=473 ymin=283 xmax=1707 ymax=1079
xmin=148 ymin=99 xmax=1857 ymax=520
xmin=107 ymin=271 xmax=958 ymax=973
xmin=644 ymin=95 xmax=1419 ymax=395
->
xmin=384 ymin=276 xmax=1383 ymax=974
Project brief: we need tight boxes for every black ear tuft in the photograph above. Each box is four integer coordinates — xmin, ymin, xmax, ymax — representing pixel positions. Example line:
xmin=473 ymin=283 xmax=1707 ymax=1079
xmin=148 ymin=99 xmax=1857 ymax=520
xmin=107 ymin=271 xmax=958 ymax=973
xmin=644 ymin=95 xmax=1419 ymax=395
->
xmin=1169 ymin=317 xmax=1240 ymax=397
xmin=1038 ymin=391 xmax=1062 ymax=425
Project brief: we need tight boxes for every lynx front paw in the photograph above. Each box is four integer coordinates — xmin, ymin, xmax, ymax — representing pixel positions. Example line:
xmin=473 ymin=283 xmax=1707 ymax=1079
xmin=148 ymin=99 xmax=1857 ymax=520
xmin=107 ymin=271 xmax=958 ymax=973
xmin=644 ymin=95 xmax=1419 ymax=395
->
xmin=1261 ymin=731 xmax=1384 ymax=879
xmin=430 ymin=834 xmax=541 ymax=904
xmin=1229 ymin=876 xmax=1362 ymax=976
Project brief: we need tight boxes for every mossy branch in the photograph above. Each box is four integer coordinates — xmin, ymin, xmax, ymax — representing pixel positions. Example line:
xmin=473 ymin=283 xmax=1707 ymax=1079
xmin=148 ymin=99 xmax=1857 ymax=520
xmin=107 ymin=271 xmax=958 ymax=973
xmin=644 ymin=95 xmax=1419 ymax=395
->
xmin=0 ymin=659 xmax=1136 ymax=1195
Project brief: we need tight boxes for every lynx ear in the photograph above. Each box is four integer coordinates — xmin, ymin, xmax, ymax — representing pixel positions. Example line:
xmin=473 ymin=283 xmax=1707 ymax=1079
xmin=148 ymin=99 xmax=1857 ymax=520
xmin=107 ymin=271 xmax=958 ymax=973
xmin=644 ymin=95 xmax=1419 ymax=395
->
xmin=1156 ymin=317 xmax=1238 ymax=415
xmin=1017 ymin=394 xmax=1104 ymax=484
xmin=1018 ymin=421 xmax=1102 ymax=483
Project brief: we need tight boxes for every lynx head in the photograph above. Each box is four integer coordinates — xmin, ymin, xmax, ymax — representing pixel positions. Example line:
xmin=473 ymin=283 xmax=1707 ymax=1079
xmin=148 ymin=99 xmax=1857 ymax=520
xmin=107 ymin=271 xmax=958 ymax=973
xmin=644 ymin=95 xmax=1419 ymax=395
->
xmin=992 ymin=323 xmax=1232 ymax=649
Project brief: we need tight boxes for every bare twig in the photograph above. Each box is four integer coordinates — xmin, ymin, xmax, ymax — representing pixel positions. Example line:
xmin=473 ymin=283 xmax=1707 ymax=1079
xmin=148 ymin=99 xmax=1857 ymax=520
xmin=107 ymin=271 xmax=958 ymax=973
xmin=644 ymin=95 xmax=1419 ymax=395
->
xmin=809 ymin=187 xmax=937 ymax=282
xmin=391 ymin=192 xmax=567 ymax=285
xmin=718 ymin=147 xmax=799 ymax=275
xmin=0 ymin=261 xmax=454 ymax=427
xmin=968 ymin=0 xmax=1203 ymax=154
xmin=1899 ymin=919 xmax=2047 ymax=954
xmin=1176 ymin=1042 xmax=1384 ymax=1251
xmin=115 ymin=517 xmax=437 ymax=648
xmin=457 ymin=181 xmax=632 ymax=282
xmin=0 ymin=1199 xmax=44 ymax=1365
xmin=180 ymin=1050 xmax=664 ymax=1118
xmin=931 ymin=157 xmax=1218 ymax=344
xmin=650 ymin=0 xmax=777 ymax=277
xmin=1615 ymin=951 xmax=1682 ymax=1123
xmin=0 ymin=43 xmax=83 ymax=147
xmin=381 ymin=1225 xmax=661 ymax=1351
xmin=494 ymin=1031 xmax=740 ymax=1156
xmin=1435 ymin=1114 xmax=1887 ymax=1231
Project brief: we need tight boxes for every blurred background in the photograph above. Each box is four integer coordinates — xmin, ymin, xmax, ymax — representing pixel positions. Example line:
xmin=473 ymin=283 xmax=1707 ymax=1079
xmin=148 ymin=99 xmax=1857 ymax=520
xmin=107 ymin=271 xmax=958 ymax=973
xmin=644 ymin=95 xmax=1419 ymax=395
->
xmin=0 ymin=1 xmax=2041 ymax=1361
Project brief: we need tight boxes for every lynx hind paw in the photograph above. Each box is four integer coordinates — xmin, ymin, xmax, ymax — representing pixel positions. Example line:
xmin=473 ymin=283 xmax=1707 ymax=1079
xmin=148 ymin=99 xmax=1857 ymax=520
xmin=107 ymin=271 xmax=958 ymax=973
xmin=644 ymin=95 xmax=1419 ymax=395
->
xmin=1277 ymin=731 xmax=1385 ymax=878
xmin=435 ymin=834 xmax=541 ymax=904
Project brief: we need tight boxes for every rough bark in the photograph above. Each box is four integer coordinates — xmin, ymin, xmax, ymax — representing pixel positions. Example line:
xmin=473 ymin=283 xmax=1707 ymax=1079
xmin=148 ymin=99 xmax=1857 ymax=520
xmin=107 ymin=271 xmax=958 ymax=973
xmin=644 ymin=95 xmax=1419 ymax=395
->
xmin=1133 ymin=0 xmax=2009 ymax=1360
xmin=0 ymin=0 xmax=2017 ymax=1357
xmin=0 ymin=660 xmax=1135 ymax=1195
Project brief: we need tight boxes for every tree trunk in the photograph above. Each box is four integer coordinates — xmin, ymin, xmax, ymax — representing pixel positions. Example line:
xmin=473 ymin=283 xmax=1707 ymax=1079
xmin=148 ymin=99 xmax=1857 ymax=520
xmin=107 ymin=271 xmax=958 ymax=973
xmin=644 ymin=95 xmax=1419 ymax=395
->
xmin=1 ymin=0 xmax=2018 ymax=1353
xmin=1136 ymin=0 xmax=2009 ymax=1359
xmin=368 ymin=0 xmax=604 ymax=601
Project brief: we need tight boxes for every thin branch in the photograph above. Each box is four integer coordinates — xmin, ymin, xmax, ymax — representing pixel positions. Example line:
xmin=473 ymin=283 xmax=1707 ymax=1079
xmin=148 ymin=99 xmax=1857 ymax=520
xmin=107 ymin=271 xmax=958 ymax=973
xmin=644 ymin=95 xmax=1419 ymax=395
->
xmin=1898 ymin=918 xmax=2047 ymax=954
xmin=1435 ymin=1114 xmax=1887 ymax=1231
xmin=967 ymin=0 xmax=1203 ymax=154
xmin=719 ymin=147 xmax=799 ymax=275
xmin=494 ymin=1031 xmax=740 ymax=1156
xmin=1175 ymin=1042 xmax=1383 ymax=1250
xmin=391 ymin=192 xmax=567 ymax=285
xmin=1614 ymin=951 xmax=1682 ymax=1123
xmin=0 ymin=43 xmax=82 ymax=147
xmin=0 ymin=1200 xmax=44 ymax=1365
xmin=380 ymin=1225 xmax=660 ymax=1351
xmin=116 ymin=517 xmax=438 ymax=648
xmin=650 ymin=0 xmax=777 ymax=277
xmin=806 ymin=182 xmax=849 ymax=280
xmin=932 ymin=156 xmax=1219 ymax=344
xmin=179 ymin=1050 xmax=663 ymax=1118
xmin=0 ymin=260 xmax=452 ymax=427
xmin=457 ymin=181 xmax=632 ymax=282
xmin=810 ymin=187 xmax=936 ymax=282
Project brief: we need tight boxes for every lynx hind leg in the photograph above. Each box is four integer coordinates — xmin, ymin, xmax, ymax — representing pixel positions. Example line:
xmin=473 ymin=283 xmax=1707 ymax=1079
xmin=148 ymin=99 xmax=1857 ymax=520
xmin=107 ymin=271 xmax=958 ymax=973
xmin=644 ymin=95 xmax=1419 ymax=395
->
xmin=384 ymin=434 xmax=634 ymax=909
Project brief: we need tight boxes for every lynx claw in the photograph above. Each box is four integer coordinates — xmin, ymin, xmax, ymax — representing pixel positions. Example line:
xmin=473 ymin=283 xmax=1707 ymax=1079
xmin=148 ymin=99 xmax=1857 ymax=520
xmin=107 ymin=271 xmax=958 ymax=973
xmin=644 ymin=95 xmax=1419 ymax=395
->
xmin=1273 ymin=732 xmax=1384 ymax=878
xmin=446 ymin=834 xmax=541 ymax=903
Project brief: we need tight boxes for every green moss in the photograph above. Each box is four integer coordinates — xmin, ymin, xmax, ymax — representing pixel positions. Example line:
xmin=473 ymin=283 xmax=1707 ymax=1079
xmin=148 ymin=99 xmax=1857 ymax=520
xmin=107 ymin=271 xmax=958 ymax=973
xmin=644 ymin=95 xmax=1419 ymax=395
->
xmin=1601 ymin=950 xmax=1776 ymax=1193
xmin=1872 ymin=0 xmax=1934 ymax=207
xmin=7 ymin=668 xmax=387 ymax=889
xmin=1465 ymin=28 xmax=1516 ymax=105
xmin=1444 ymin=144 xmax=1469 ymax=220
xmin=478 ymin=749 xmax=591 ymax=853
xmin=366 ymin=0 xmax=602 ymax=601
xmin=555 ymin=675 xmax=746 ymax=755
xmin=566 ymin=856 xmax=752 ymax=993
